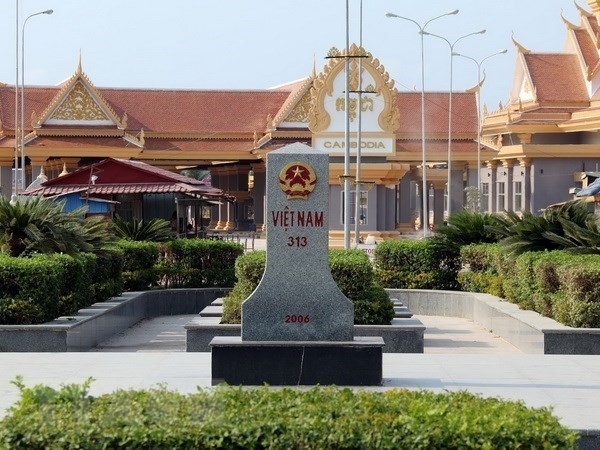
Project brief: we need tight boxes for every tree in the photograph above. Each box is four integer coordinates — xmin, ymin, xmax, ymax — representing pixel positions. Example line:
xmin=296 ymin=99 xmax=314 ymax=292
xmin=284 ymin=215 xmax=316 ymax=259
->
xmin=0 ymin=196 xmax=116 ymax=257
xmin=431 ymin=210 xmax=502 ymax=255
xmin=112 ymin=215 xmax=173 ymax=242
xmin=490 ymin=200 xmax=598 ymax=257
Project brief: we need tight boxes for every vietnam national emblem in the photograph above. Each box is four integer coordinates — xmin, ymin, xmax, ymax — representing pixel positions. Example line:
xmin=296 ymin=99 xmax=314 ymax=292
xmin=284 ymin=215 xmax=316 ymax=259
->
xmin=278 ymin=161 xmax=317 ymax=199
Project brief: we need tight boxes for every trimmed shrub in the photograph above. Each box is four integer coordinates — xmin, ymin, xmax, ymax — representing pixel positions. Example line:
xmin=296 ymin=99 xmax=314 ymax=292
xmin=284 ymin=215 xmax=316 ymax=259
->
xmin=329 ymin=249 xmax=373 ymax=299
xmin=556 ymin=258 xmax=600 ymax=327
xmin=457 ymin=271 xmax=504 ymax=298
xmin=222 ymin=251 xmax=266 ymax=324
xmin=222 ymin=250 xmax=394 ymax=325
xmin=0 ymin=255 xmax=63 ymax=324
xmin=91 ymin=248 xmax=124 ymax=302
xmin=156 ymin=239 xmax=243 ymax=288
xmin=0 ymin=381 xmax=577 ymax=449
xmin=374 ymin=239 xmax=460 ymax=290
xmin=118 ymin=240 xmax=160 ymax=291
xmin=458 ymin=243 xmax=505 ymax=297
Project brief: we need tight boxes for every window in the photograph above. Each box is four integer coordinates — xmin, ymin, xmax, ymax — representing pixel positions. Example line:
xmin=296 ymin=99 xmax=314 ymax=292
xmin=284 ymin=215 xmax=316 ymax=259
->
xmin=514 ymin=181 xmax=522 ymax=212
xmin=481 ymin=183 xmax=490 ymax=212
xmin=341 ymin=190 xmax=368 ymax=225
xmin=497 ymin=182 xmax=506 ymax=212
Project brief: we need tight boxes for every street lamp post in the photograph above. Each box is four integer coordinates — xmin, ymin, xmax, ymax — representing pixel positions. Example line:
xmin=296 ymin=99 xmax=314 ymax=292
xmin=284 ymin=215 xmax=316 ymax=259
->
xmin=13 ymin=0 xmax=19 ymax=200
xmin=342 ymin=0 xmax=352 ymax=249
xmin=421 ymin=29 xmax=486 ymax=219
xmin=386 ymin=9 xmax=459 ymax=237
xmin=453 ymin=49 xmax=507 ymax=205
xmin=20 ymin=9 xmax=53 ymax=192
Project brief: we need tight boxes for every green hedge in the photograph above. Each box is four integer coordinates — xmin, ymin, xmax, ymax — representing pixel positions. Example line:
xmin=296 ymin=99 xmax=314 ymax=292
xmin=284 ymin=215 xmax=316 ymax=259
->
xmin=155 ymin=239 xmax=243 ymax=288
xmin=0 ymin=255 xmax=64 ymax=324
xmin=115 ymin=238 xmax=243 ymax=290
xmin=0 ymin=251 xmax=123 ymax=325
xmin=222 ymin=250 xmax=394 ymax=325
xmin=458 ymin=245 xmax=600 ymax=327
xmin=457 ymin=243 xmax=505 ymax=297
xmin=0 ymin=380 xmax=577 ymax=449
xmin=374 ymin=239 xmax=460 ymax=290
xmin=90 ymin=248 xmax=124 ymax=303
xmin=118 ymin=240 xmax=160 ymax=291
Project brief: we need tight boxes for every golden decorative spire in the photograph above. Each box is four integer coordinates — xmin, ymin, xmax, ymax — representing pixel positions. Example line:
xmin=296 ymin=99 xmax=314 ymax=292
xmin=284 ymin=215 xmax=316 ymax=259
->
xmin=77 ymin=50 xmax=83 ymax=75
xmin=59 ymin=163 xmax=69 ymax=177
xmin=37 ymin=165 xmax=47 ymax=180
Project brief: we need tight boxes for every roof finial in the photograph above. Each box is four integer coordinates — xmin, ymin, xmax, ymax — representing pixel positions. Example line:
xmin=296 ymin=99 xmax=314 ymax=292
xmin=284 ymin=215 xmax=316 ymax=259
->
xmin=561 ymin=8 xmax=582 ymax=29
xmin=37 ymin=165 xmax=47 ymax=180
xmin=576 ymin=1 xmax=594 ymax=18
xmin=77 ymin=50 xmax=83 ymax=74
xmin=59 ymin=163 xmax=69 ymax=177
xmin=511 ymin=32 xmax=531 ymax=54
xmin=312 ymin=54 xmax=317 ymax=78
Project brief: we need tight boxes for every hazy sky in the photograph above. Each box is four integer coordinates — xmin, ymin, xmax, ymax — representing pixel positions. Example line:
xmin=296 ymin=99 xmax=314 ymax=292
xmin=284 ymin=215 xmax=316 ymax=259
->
xmin=1 ymin=1 xmax=581 ymax=110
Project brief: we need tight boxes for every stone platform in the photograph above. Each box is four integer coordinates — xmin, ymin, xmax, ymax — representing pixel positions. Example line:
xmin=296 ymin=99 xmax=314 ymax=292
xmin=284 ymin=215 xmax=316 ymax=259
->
xmin=210 ymin=336 xmax=384 ymax=386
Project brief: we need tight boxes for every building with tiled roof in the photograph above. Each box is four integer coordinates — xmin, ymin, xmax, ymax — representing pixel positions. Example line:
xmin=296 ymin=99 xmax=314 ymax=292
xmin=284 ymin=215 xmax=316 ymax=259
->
xmin=481 ymin=0 xmax=600 ymax=214
xmin=0 ymin=44 xmax=486 ymax=238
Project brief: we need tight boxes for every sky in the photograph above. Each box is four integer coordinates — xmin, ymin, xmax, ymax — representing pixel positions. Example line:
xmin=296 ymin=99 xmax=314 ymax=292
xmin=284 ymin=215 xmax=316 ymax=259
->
xmin=1 ymin=1 xmax=582 ymax=110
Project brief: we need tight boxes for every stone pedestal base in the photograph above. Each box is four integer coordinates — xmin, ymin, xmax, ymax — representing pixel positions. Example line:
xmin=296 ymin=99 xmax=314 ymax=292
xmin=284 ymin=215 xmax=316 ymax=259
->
xmin=210 ymin=336 xmax=384 ymax=386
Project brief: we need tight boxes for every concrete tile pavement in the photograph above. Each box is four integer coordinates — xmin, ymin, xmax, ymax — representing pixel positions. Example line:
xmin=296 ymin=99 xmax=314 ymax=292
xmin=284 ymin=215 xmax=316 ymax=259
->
xmin=1 ymin=352 xmax=599 ymax=437
xmin=2 ymin=313 xmax=600 ymax=443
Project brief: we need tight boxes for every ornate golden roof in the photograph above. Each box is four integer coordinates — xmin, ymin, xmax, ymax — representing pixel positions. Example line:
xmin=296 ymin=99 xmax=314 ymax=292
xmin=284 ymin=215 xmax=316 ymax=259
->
xmin=36 ymin=57 xmax=126 ymax=130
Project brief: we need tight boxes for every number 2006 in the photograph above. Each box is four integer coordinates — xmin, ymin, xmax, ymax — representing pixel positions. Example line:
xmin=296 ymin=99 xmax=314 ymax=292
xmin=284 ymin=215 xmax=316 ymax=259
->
xmin=285 ymin=315 xmax=310 ymax=323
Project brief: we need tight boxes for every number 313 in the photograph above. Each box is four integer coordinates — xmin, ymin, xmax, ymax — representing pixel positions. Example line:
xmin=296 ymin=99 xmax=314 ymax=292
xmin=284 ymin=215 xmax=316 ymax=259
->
xmin=287 ymin=236 xmax=308 ymax=247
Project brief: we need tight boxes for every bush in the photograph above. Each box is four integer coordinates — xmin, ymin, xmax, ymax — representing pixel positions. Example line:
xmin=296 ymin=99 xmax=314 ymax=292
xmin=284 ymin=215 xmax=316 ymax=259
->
xmin=0 ymin=255 xmax=63 ymax=324
xmin=156 ymin=239 xmax=243 ymax=288
xmin=556 ymin=259 xmax=600 ymax=327
xmin=0 ymin=381 xmax=577 ymax=449
xmin=374 ymin=239 xmax=460 ymax=290
xmin=118 ymin=240 xmax=160 ymax=291
xmin=222 ymin=250 xmax=394 ymax=325
xmin=222 ymin=251 xmax=266 ymax=324
xmin=329 ymin=249 xmax=373 ymax=299
xmin=90 ymin=248 xmax=124 ymax=302
xmin=457 ymin=271 xmax=505 ymax=297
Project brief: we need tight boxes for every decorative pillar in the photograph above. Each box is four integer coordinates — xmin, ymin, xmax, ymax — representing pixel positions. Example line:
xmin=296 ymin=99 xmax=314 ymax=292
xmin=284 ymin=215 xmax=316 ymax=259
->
xmin=502 ymin=159 xmax=514 ymax=212
xmin=0 ymin=157 xmax=14 ymax=199
xmin=519 ymin=158 xmax=532 ymax=213
xmin=486 ymin=161 xmax=497 ymax=212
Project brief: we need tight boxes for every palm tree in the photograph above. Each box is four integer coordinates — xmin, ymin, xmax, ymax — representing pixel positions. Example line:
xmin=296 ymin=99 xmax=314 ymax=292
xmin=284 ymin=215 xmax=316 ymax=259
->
xmin=490 ymin=200 xmax=598 ymax=257
xmin=431 ymin=210 xmax=503 ymax=254
xmin=0 ymin=196 xmax=116 ymax=257
xmin=112 ymin=215 xmax=173 ymax=242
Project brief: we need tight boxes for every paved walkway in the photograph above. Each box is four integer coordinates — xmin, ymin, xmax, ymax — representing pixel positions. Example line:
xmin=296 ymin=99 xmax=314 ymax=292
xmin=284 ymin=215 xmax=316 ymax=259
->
xmin=90 ymin=314 xmax=522 ymax=354
xmin=1 ymin=301 xmax=599 ymax=442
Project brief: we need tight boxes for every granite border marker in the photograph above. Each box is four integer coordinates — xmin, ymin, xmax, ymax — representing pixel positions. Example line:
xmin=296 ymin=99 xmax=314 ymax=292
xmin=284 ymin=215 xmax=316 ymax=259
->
xmin=210 ymin=142 xmax=383 ymax=385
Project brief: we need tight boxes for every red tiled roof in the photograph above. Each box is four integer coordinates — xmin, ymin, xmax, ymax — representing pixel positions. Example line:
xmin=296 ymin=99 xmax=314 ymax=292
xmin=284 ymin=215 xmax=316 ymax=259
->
xmin=396 ymin=92 xmax=477 ymax=134
xmin=0 ymin=85 xmax=291 ymax=134
xmin=35 ymin=158 xmax=219 ymax=194
xmin=573 ymin=28 xmax=599 ymax=71
xmin=0 ymin=83 xmax=478 ymax=136
xmin=101 ymin=89 xmax=290 ymax=133
xmin=524 ymin=53 xmax=589 ymax=102
xmin=28 ymin=183 xmax=208 ymax=196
